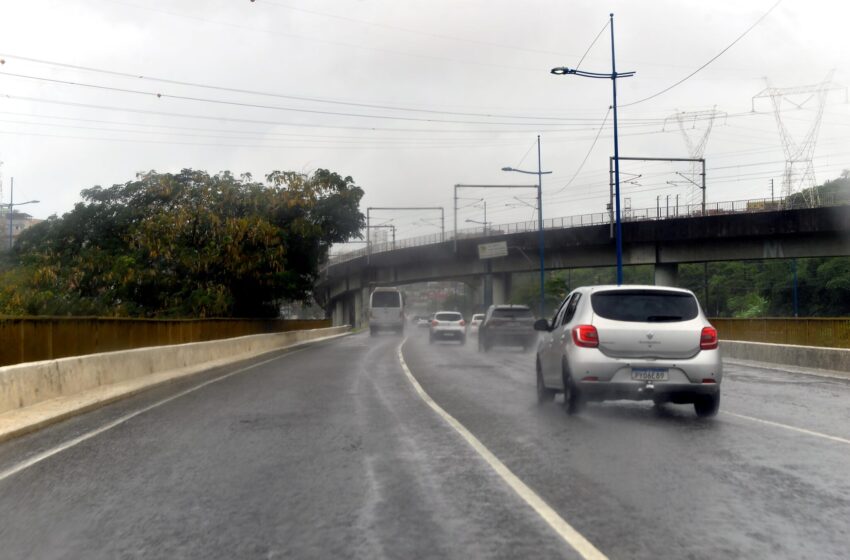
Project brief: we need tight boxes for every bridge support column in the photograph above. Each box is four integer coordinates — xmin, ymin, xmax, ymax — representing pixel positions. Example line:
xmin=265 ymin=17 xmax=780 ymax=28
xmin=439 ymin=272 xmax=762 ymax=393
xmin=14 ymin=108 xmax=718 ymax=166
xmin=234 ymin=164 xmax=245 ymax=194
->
xmin=332 ymin=299 xmax=345 ymax=327
xmin=354 ymin=289 xmax=366 ymax=329
xmin=492 ymin=273 xmax=512 ymax=305
xmin=654 ymin=263 xmax=679 ymax=287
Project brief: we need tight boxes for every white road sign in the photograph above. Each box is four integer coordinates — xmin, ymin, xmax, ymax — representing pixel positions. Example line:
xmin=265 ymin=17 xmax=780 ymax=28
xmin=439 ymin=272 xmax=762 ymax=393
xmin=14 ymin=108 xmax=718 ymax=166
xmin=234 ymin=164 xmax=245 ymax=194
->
xmin=477 ymin=241 xmax=509 ymax=259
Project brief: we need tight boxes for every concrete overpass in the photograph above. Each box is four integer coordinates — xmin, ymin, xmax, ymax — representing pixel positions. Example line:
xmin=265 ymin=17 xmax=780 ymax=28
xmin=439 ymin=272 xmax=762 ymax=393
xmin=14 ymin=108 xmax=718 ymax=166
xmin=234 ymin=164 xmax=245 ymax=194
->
xmin=318 ymin=202 xmax=850 ymax=327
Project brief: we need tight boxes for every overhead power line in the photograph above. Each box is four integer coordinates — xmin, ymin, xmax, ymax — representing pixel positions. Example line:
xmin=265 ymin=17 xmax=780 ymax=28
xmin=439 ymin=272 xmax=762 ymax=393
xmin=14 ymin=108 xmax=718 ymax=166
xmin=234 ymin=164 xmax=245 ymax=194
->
xmin=0 ymin=53 xmax=592 ymax=122
xmin=0 ymin=71 xmax=591 ymax=127
xmin=551 ymin=107 xmax=612 ymax=195
xmin=621 ymin=0 xmax=784 ymax=107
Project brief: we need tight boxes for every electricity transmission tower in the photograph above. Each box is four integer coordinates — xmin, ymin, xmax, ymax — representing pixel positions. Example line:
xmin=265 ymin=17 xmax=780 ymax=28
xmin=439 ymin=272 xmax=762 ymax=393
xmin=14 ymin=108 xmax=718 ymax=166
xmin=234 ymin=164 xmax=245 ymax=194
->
xmin=663 ymin=107 xmax=726 ymax=205
xmin=752 ymin=71 xmax=847 ymax=206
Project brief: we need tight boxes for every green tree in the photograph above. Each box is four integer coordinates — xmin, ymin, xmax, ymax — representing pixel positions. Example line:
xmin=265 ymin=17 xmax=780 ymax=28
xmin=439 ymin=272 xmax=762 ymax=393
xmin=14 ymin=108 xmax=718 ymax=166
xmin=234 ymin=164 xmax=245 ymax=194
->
xmin=1 ymin=169 xmax=364 ymax=317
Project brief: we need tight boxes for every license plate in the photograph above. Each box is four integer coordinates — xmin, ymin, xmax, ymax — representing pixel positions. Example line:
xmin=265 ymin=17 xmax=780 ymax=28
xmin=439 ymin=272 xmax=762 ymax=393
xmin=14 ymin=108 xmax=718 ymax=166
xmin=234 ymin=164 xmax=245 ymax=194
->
xmin=631 ymin=368 xmax=668 ymax=381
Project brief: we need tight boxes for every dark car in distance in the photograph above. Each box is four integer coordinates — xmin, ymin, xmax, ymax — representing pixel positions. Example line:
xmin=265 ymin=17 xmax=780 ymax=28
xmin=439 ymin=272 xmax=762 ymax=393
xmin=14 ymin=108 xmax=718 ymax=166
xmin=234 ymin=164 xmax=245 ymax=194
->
xmin=478 ymin=305 xmax=536 ymax=352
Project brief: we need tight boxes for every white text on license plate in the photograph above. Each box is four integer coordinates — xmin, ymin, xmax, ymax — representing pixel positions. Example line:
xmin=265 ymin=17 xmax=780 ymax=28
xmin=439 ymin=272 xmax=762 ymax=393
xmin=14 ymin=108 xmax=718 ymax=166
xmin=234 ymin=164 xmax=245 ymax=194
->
xmin=631 ymin=368 xmax=668 ymax=381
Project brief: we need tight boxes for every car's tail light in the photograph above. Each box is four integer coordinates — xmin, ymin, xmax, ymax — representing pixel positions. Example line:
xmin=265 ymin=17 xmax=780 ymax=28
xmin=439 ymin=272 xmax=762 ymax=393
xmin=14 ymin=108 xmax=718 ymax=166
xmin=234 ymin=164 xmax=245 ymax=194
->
xmin=582 ymin=376 xmax=599 ymax=382
xmin=700 ymin=327 xmax=718 ymax=350
xmin=572 ymin=325 xmax=599 ymax=348
xmin=459 ymin=319 xmax=465 ymax=326
xmin=431 ymin=320 xmax=439 ymax=327
xmin=702 ymin=378 xmax=717 ymax=384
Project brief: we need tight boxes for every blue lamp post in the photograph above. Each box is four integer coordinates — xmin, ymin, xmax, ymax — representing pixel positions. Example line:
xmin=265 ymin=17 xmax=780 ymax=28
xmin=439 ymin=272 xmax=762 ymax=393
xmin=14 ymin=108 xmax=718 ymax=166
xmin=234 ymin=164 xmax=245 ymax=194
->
xmin=551 ymin=13 xmax=634 ymax=285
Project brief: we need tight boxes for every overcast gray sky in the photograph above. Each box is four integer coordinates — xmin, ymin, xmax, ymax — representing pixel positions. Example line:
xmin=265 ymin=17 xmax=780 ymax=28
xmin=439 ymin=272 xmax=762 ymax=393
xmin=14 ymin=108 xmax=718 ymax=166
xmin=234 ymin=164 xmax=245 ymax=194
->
xmin=0 ymin=0 xmax=848 ymax=247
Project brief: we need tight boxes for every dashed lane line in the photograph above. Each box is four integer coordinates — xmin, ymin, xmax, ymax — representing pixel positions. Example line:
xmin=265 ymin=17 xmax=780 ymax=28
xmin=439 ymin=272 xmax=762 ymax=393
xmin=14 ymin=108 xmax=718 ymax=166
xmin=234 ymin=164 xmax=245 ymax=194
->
xmin=724 ymin=411 xmax=850 ymax=446
xmin=397 ymin=339 xmax=608 ymax=560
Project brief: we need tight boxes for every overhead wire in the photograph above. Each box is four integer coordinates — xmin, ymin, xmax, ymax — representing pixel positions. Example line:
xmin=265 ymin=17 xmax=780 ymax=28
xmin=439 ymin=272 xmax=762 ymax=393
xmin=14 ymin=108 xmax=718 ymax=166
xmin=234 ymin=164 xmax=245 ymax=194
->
xmin=0 ymin=54 xmax=589 ymax=122
xmin=0 ymin=71 xmax=592 ymax=127
xmin=550 ymin=106 xmax=612 ymax=196
xmin=621 ymin=0 xmax=784 ymax=107
xmin=574 ymin=20 xmax=610 ymax=71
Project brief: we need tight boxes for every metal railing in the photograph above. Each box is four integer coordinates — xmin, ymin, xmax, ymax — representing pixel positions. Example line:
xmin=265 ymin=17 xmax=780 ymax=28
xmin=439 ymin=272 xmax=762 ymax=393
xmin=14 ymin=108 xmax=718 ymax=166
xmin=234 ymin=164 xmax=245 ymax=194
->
xmin=712 ymin=318 xmax=850 ymax=349
xmin=0 ymin=317 xmax=331 ymax=367
xmin=325 ymin=193 xmax=844 ymax=268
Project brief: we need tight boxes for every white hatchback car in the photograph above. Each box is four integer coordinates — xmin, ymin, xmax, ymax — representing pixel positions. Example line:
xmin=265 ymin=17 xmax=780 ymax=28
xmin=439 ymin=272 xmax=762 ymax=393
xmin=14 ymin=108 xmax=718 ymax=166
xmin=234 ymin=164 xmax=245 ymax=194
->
xmin=469 ymin=313 xmax=485 ymax=335
xmin=429 ymin=311 xmax=466 ymax=345
xmin=534 ymin=285 xmax=722 ymax=417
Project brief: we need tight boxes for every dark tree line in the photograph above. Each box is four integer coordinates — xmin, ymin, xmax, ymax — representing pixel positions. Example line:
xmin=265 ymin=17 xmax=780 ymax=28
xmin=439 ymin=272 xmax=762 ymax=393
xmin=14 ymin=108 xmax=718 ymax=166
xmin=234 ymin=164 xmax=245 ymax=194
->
xmin=0 ymin=169 xmax=364 ymax=318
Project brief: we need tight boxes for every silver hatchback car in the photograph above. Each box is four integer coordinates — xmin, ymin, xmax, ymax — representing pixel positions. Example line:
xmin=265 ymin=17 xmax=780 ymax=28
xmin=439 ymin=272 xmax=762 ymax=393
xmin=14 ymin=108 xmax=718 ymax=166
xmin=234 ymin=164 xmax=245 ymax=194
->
xmin=534 ymin=285 xmax=722 ymax=417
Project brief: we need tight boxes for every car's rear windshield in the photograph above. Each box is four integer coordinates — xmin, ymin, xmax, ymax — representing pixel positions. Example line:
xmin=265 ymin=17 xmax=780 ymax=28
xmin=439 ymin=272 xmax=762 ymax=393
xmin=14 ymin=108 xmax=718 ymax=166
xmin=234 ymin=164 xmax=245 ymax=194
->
xmin=435 ymin=312 xmax=462 ymax=321
xmin=591 ymin=290 xmax=698 ymax=322
xmin=472 ymin=314 xmax=485 ymax=320
xmin=371 ymin=291 xmax=401 ymax=308
xmin=492 ymin=308 xmax=533 ymax=319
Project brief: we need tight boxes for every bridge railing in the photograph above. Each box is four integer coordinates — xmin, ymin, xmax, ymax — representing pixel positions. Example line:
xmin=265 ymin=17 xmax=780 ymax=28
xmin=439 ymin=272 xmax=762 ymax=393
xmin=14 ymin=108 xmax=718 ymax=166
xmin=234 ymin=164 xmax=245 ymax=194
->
xmin=325 ymin=193 xmax=842 ymax=267
xmin=712 ymin=318 xmax=850 ymax=349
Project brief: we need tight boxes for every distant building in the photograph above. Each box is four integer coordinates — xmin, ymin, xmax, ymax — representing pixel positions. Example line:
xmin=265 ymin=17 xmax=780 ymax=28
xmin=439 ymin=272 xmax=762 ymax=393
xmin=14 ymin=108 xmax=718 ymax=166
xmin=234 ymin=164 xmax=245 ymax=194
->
xmin=0 ymin=209 xmax=42 ymax=249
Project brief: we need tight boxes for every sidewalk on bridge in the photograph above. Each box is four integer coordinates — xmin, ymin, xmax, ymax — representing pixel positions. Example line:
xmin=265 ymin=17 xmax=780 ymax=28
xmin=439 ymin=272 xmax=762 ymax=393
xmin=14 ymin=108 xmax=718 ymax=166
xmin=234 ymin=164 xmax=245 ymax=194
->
xmin=0 ymin=328 xmax=351 ymax=444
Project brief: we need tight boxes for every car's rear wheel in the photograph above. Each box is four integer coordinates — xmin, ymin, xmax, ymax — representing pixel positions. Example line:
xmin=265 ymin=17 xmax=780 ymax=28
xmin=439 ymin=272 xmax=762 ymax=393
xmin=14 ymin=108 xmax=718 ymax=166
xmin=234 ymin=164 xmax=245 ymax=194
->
xmin=536 ymin=362 xmax=555 ymax=404
xmin=694 ymin=393 xmax=720 ymax=418
xmin=562 ymin=365 xmax=585 ymax=415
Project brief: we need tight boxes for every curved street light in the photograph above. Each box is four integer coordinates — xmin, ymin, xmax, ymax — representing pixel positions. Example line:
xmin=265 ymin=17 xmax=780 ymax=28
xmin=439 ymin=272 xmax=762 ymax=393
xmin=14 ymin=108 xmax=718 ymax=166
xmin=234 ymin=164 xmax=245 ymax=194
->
xmin=502 ymin=136 xmax=553 ymax=318
xmin=550 ymin=13 xmax=635 ymax=285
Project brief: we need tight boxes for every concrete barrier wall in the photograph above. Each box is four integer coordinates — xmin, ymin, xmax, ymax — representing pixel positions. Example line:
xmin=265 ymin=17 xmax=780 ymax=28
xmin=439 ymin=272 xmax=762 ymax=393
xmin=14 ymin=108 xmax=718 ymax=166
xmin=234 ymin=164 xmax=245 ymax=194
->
xmin=0 ymin=326 xmax=348 ymax=415
xmin=722 ymin=340 xmax=850 ymax=374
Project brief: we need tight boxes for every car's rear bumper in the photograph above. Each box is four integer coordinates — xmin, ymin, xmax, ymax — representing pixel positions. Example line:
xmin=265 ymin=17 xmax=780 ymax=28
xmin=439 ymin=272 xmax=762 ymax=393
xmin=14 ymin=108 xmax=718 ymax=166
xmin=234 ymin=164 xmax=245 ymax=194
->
xmin=484 ymin=331 xmax=535 ymax=346
xmin=431 ymin=328 xmax=465 ymax=338
xmin=577 ymin=380 xmax=719 ymax=403
xmin=567 ymin=347 xmax=722 ymax=402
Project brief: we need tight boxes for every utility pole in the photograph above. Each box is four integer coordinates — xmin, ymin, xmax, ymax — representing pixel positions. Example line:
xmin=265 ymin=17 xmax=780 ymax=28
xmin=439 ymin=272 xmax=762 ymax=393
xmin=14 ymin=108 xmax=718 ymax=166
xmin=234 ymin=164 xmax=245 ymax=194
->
xmin=770 ymin=178 xmax=774 ymax=203
xmin=551 ymin=13 xmax=635 ymax=285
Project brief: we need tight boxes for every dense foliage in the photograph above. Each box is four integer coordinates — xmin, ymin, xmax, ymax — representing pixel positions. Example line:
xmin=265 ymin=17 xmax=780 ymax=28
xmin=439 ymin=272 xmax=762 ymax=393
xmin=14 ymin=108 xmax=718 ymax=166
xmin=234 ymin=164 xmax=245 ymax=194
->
xmin=508 ymin=256 xmax=850 ymax=319
xmin=0 ymin=169 xmax=364 ymax=317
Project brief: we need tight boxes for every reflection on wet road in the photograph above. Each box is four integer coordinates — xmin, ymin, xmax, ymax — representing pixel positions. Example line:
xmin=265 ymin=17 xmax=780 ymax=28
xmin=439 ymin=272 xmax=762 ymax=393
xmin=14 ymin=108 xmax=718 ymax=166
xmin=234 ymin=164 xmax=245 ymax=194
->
xmin=0 ymin=331 xmax=848 ymax=559
xmin=403 ymin=330 xmax=850 ymax=559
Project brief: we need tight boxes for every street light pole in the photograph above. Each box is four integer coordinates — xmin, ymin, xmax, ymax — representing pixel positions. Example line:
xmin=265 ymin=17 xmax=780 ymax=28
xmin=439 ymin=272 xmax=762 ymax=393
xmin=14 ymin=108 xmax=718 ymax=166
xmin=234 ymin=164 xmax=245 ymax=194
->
xmin=535 ymin=135 xmax=546 ymax=318
xmin=609 ymin=13 xmax=625 ymax=285
xmin=5 ymin=177 xmax=40 ymax=250
xmin=551 ymin=13 xmax=635 ymax=285
xmin=498 ymin=145 xmax=553 ymax=317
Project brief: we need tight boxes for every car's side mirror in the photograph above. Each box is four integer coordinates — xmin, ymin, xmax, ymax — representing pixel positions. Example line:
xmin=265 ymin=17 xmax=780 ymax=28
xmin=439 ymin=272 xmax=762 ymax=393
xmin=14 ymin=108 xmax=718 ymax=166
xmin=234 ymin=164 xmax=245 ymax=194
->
xmin=533 ymin=318 xmax=551 ymax=332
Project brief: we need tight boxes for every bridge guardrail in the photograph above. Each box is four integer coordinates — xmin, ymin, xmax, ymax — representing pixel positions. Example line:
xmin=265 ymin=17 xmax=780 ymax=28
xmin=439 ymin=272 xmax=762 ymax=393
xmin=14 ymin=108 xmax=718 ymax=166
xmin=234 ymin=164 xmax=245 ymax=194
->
xmin=326 ymin=193 xmax=844 ymax=267
xmin=712 ymin=318 xmax=850 ymax=349
xmin=0 ymin=317 xmax=330 ymax=367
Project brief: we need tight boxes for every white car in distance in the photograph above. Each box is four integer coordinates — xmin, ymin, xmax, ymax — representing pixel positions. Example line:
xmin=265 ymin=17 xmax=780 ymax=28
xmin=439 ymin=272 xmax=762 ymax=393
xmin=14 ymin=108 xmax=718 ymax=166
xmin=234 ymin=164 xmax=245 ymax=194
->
xmin=429 ymin=311 xmax=466 ymax=345
xmin=469 ymin=314 xmax=485 ymax=335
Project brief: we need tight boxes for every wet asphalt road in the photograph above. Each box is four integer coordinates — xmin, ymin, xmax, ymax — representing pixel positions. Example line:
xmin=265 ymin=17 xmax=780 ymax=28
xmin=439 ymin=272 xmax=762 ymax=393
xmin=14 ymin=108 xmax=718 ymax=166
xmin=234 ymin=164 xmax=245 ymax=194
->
xmin=0 ymin=331 xmax=849 ymax=559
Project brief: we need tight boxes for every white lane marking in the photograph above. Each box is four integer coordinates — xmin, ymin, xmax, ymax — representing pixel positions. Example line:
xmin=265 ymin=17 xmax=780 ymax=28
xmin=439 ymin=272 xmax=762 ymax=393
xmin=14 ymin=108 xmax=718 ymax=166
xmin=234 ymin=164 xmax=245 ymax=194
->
xmin=0 ymin=346 xmax=315 ymax=483
xmin=724 ymin=411 xmax=850 ymax=446
xmin=397 ymin=340 xmax=608 ymax=560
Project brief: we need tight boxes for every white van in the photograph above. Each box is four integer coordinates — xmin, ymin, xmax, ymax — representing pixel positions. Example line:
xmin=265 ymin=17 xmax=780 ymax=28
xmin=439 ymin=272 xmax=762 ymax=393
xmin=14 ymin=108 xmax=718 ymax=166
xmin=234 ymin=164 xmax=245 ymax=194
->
xmin=369 ymin=287 xmax=405 ymax=336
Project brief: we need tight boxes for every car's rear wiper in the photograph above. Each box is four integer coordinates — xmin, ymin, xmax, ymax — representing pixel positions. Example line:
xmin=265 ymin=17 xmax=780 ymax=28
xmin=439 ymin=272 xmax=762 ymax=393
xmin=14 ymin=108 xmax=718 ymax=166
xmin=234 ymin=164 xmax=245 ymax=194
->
xmin=646 ymin=315 xmax=682 ymax=322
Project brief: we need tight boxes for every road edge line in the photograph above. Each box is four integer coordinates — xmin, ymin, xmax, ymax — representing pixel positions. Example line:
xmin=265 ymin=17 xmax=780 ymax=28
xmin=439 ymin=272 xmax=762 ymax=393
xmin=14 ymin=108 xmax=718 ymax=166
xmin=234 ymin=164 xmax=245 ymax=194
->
xmin=0 ymin=333 xmax=350 ymax=482
xmin=397 ymin=339 xmax=608 ymax=560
